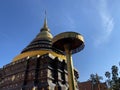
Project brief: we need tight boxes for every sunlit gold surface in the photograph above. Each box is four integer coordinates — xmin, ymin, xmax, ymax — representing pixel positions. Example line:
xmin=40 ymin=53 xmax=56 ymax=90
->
xmin=52 ymin=32 xmax=84 ymax=45
xmin=52 ymin=32 xmax=84 ymax=54
xmin=11 ymin=75 xmax=15 ymax=81
xmin=36 ymin=14 xmax=53 ymax=40
xmin=36 ymin=30 xmax=53 ymax=40
xmin=13 ymin=50 xmax=66 ymax=62
xmin=64 ymin=44 xmax=76 ymax=90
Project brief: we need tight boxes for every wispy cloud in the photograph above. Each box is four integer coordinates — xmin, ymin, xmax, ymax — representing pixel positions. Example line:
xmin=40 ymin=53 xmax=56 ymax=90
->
xmin=62 ymin=13 xmax=76 ymax=31
xmin=67 ymin=15 xmax=76 ymax=28
xmin=94 ymin=0 xmax=114 ymax=46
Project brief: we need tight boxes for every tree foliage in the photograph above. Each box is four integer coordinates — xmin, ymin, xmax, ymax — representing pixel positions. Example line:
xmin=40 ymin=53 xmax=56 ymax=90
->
xmin=89 ymin=73 xmax=103 ymax=84
xmin=89 ymin=73 xmax=103 ymax=90
xmin=105 ymin=65 xmax=120 ymax=90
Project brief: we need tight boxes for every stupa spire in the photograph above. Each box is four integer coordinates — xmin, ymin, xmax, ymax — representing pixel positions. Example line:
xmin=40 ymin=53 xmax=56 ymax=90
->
xmin=41 ymin=11 xmax=50 ymax=32
xmin=20 ymin=11 xmax=53 ymax=54
xmin=43 ymin=11 xmax=48 ymax=28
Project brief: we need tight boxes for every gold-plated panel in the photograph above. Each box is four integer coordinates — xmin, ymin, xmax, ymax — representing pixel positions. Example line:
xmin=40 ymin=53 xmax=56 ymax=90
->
xmin=13 ymin=50 xmax=66 ymax=62
xmin=52 ymin=32 xmax=84 ymax=44
xmin=64 ymin=44 xmax=76 ymax=90
xmin=36 ymin=30 xmax=53 ymax=39
xmin=11 ymin=75 xmax=15 ymax=81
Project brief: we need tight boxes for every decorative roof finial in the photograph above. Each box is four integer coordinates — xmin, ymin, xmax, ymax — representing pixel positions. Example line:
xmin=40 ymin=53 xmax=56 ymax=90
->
xmin=43 ymin=10 xmax=48 ymax=28
xmin=41 ymin=10 xmax=50 ymax=32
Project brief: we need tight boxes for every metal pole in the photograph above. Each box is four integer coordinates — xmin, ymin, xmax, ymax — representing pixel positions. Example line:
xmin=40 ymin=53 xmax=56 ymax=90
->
xmin=64 ymin=44 xmax=76 ymax=90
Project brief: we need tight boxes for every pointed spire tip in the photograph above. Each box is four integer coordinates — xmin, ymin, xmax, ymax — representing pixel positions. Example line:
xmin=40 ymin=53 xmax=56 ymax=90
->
xmin=44 ymin=10 xmax=48 ymax=28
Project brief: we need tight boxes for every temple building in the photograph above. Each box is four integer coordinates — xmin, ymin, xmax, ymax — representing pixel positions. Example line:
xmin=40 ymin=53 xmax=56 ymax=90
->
xmin=78 ymin=81 xmax=108 ymax=90
xmin=0 ymin=17 xmax=79 ymax=90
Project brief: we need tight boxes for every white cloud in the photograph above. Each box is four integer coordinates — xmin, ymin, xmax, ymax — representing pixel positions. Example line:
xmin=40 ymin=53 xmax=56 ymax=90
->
xmin=94 ymin=0 xmax=114 ymax=46
xmin=65 ymin=14 xmax=76 ymax=30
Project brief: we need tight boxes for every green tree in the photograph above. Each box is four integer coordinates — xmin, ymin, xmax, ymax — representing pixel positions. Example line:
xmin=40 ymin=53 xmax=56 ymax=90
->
xmin=111 ymin=65 xmax=119 ymax=90
xmin=89 ymin=73 xmax=103 ymax=90
xmin=105 ymin=65 xmax=120 ymax=90
xmin=105 ymin=71 xmax=111 ymax=88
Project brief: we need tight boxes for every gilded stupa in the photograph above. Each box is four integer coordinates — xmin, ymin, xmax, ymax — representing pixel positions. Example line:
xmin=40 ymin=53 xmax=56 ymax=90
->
xmin=0 ymin=16 xmax=80 ymax=90
xmin=13 ymin=16 xmax=65 ymax=62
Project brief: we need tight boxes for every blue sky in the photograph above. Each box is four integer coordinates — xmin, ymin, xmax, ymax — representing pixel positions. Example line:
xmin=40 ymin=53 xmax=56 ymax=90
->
xmin=0 ymin=0 xmax=120 ymax=82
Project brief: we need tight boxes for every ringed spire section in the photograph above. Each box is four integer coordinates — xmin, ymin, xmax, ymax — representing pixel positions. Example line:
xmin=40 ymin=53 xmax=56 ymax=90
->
xmin=21 ymin=16 xmax=53 ymax=53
